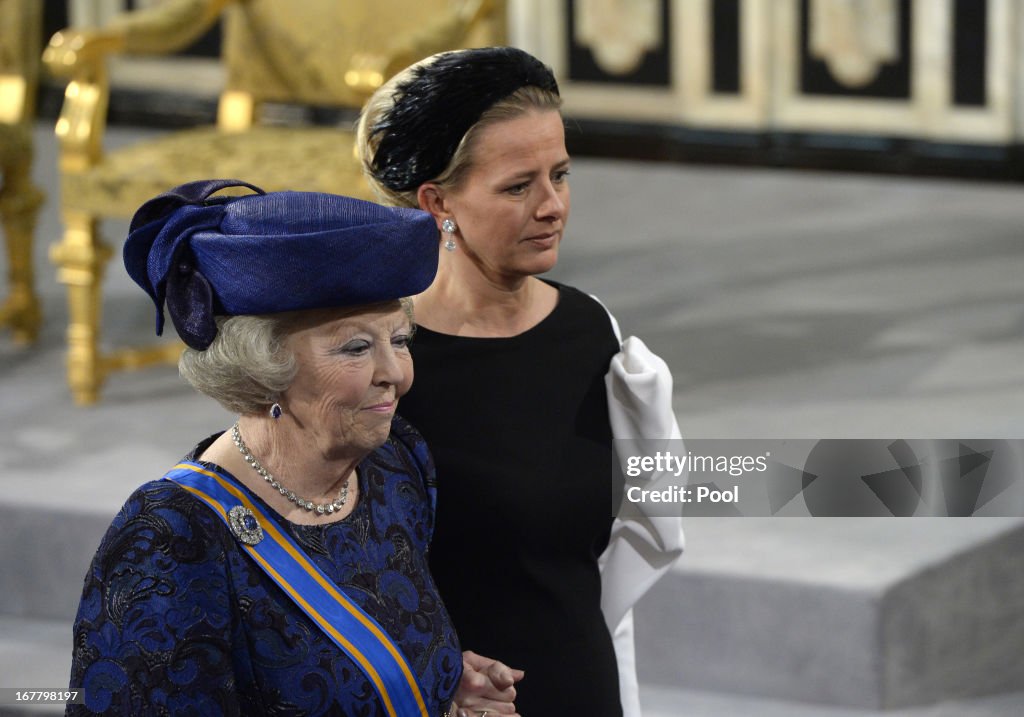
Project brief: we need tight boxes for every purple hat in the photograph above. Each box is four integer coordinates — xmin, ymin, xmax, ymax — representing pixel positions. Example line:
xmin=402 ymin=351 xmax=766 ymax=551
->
xmin=123 ymin=179 xmax=439 ymax=350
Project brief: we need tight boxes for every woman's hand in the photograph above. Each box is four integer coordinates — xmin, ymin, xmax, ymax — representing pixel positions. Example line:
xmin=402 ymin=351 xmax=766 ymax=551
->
xmin=451 ymin=650 xmax=525 ymax=716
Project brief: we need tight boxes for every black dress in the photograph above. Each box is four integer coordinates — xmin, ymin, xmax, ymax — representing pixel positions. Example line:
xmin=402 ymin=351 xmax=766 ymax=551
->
xmin=398 ymin=281 xmax=624 ymax=715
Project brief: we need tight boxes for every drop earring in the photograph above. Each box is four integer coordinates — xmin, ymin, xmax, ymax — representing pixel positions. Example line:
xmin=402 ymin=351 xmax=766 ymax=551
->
xmin=269 ymin=403 xmax=282 ymax=420
xmin=441 ymin=218 xmax=457 ymax=252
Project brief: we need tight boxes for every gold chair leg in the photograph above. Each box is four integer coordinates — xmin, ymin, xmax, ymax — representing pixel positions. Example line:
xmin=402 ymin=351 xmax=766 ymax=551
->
xmin=50 ymin=210 xmax=112 ymax=405
xmin=0 ymin=161 xmax=45 ymax=344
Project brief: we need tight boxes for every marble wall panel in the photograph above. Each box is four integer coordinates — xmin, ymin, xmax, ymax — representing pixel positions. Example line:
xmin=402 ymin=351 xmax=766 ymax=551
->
xmin=524 ymin=0 xmax=1019 ymax=144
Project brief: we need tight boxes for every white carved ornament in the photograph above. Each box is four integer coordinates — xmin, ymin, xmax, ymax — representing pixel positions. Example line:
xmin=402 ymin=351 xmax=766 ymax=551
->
xmin=809 ymin=0 xmax=899 ymax=88
xmin=575 ymin=0 xmax=662 ymax=77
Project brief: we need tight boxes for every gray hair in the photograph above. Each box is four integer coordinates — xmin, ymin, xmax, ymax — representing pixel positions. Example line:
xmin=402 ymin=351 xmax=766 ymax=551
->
xmin=178 ymin=298 xmax=416 ymax=415
xmin=356 ymin=58 xmax=563 ymax=209
xmin=178 ymin=314 xmax=296 ymax=415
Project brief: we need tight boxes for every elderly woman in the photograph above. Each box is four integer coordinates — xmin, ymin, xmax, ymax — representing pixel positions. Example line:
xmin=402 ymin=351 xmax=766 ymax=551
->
xmin=357 ymin=48 xmax=685 ymax=716
xmin=67 ymin=180 xmax=516 ymax=717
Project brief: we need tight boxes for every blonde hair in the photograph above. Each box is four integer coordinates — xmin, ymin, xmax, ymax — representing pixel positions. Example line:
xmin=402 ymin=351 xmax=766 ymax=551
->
xmin=356 ymin=54 xmax=563 ymax=209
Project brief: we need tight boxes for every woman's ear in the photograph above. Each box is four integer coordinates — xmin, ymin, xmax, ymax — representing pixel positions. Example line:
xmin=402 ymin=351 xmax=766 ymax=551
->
xmin=417 ymin=183 xmax=449 ymax=226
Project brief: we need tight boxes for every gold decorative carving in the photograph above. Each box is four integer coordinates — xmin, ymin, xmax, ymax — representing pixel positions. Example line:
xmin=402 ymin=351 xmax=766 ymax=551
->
xmin=809 ymin=0 xmax=898 ymax=88
xmin=575 ymin=0 xmax=662 ymax=76
xmin=0 ymin=0 xmax=44 ymax=345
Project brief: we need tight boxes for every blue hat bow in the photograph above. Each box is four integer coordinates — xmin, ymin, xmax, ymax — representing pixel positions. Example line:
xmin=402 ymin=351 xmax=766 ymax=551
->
xmin=123 ymin=179 xmax=265 ymax=350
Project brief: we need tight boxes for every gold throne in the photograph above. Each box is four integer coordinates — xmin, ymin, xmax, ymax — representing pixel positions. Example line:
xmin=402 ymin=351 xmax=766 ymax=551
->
xmin=0 ymin=0 xmax=45 ymax=344
xmin=44 ymin=0 xmax=505 ymax=404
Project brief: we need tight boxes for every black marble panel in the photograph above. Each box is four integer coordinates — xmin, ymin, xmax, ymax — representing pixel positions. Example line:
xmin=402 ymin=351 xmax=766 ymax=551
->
xmin=712 ymin=0 xmax=741 ymax=94
xmin=43 ymin=1 xmax=68 ymax=39
xmin=952 ymin=0 xmax=987 ymax=107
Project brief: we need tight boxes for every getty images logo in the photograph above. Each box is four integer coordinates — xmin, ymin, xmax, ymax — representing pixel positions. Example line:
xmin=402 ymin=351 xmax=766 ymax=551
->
xmin=615 ymin=439 xmax=1024 ymax=517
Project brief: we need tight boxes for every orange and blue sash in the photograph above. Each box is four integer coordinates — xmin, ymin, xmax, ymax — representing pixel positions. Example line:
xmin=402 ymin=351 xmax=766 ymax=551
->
xmin=163 ymin=461 xmax=430 ymax=717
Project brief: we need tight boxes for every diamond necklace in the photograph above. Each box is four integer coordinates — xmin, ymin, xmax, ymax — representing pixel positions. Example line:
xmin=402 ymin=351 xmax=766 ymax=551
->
xmin=231 ymin=422 xmax=350 ymax=516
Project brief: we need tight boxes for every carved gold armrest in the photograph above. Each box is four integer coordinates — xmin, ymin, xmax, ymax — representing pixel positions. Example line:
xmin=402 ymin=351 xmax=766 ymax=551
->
xmin=43 ymin=28 xmax=126 ymax=82
xmin=345 ymin=0 xmax=501 ymax=96
xmin=46 ymin=0 xmax=235 ymax=69
xmin=42 ymin=0 xmax=236 ymax=171
xmin=43 ymin=27 xmax=122 ymax=172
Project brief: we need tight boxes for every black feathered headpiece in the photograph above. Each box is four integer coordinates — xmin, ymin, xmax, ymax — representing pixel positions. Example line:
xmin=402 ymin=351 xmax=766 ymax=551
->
xmin=369 ymin=46 xmax=560 ymax=192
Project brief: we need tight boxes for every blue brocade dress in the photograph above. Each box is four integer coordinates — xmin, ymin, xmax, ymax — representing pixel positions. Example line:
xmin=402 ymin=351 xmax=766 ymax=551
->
xmin=67 ymin=415 xmax=461 ymax=716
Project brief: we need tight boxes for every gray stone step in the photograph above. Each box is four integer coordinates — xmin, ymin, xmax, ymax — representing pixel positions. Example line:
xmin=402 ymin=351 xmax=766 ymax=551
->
xmin=639 ymin=684 xmax=1024 ymax=717
xmin=0 ymin=616 xmax=70 ymax=716
xmin=6 ymin=503 xmax=1023 ymax=713
xmin=1 ymin=615 xmax=1021 ymax=717
xmin=0 ymin=504 xmax=114 ymax=622
xmin=635 ymin=518 xmax=1024 ymax=710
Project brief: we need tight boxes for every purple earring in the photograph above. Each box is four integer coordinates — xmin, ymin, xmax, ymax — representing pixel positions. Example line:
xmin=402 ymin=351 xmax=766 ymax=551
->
xmin=269 ymin=403 xmax=282 ymax=419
